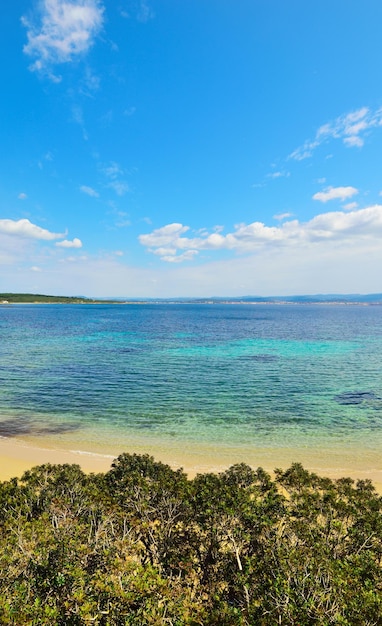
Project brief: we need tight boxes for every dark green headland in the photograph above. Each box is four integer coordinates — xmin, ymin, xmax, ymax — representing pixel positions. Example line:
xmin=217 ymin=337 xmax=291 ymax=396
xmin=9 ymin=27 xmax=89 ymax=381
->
xmin=0 ymin=293 xmax=114 ymax=304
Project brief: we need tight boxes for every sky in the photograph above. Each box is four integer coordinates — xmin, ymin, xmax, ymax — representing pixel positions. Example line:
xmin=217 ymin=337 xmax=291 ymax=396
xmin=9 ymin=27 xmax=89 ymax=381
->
xmin=1 ymin=0 xmax=382 ymax=297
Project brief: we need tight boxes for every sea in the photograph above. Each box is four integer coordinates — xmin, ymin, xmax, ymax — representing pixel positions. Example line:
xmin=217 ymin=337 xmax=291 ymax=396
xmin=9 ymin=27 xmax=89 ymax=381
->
xmin=0 ymin=303 xmax=382 ymax=469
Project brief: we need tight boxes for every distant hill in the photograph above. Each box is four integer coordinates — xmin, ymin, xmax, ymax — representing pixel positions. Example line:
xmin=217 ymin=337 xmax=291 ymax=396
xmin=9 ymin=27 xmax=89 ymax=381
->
xmin=210 ymin=293 xmax=382 ymax=304
xmin=107 ymin=293 xmax=382 ymax=304
xmin=1 ymin=293 xmax=382 ymax=304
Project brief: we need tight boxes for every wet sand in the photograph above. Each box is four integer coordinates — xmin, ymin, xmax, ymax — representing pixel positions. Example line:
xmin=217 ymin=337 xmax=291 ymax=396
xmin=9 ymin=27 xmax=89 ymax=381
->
xmin=0 ymin=436 xmax=381 ymax=492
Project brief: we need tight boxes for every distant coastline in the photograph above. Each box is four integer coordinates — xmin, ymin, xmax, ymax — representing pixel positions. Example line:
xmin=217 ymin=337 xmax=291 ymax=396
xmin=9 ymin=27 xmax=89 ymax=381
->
xmin=2 ymin=292 xmax=382 ymax=305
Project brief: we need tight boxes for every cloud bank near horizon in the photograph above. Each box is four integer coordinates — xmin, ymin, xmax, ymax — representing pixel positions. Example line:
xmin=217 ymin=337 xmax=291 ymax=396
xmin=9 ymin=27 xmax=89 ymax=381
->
xmin=138 ymin=204 xmax=382 ymax=263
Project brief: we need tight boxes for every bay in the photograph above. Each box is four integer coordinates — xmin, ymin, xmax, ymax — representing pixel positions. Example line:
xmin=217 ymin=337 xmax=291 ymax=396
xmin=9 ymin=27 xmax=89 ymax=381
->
xmin=0 ymin=303 xmax=382 ymax=460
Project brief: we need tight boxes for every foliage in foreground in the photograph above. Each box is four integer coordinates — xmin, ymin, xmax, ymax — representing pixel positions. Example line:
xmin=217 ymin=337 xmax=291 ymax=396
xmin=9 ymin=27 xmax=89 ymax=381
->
xmin=0 ymin=455 xmax=381 ymax=625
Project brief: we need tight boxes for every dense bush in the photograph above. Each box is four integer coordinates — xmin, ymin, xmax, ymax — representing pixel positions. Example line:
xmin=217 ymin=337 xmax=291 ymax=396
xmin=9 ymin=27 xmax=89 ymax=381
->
xmin=0 ymin=455 xmax=381 ymax=624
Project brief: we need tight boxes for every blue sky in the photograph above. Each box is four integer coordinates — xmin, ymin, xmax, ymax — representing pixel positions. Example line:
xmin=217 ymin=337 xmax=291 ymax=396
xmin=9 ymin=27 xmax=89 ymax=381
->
xmin=2 ymin=0 xmax=382 ymax=297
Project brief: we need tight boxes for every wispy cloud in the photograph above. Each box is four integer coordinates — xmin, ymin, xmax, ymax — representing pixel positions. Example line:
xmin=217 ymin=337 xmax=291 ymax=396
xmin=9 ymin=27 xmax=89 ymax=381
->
xmin=71 ymin=105 xmax=89 ymax=140
xmin=290 ymin=107 xmax=382 ymax=160
xmin=123 ymin=106 xmax=136 ymax=117
xmin=102 ymin=162 xmax=123 ymax=178
xmin=79 ymin=66 xmax=101 ymax=94
xmin=273 ymin=212 xmax=293 ymax=221
xmin=267 ymin=170 xmax=290 ymax=179
xmin=80 ymin=184 xmax=99 ymax=197
xmin=137 ymin=0 xmax=154 ymax=22
xmin=139 ymin=205 xmax=382 ymax=262
xmin=120 ymin=1 xmax=154 ymax=22
xmin=108 ymin=181 xmax=130 ymax=196
xmin=37 ymin=151 xmax=54 ymax=169
xmin=0 ymin=218 xmax=66 ymax=240
xmin=18 ymin=193 xmax=28 ymax=200
xmin=22 ymin=0 xmax=104 ymax=79
xmin=56 ymin=237 xmax=83 ymax=248
xmin=114 ymin=212 xmax=130 ymax=228
xmin=313 ymin=186 xmax=358 ymax=203
xmin=101 ymin=161 xmax=130 ymax=196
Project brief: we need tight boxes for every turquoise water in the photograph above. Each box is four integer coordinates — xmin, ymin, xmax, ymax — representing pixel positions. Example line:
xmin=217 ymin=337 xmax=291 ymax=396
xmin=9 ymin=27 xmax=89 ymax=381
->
xmin=0 ymin=303 xmax=382 ymax=453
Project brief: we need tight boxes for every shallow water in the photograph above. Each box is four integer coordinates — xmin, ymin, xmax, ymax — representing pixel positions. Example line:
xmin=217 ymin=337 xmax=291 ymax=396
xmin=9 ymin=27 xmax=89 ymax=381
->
xmin=0 ymin=303 xmax=382 ymax=459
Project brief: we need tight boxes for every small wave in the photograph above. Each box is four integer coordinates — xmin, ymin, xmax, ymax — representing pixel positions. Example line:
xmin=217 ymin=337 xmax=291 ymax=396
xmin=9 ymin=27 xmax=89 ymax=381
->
xmin=69 ymin=449 xmax=115 ymax=459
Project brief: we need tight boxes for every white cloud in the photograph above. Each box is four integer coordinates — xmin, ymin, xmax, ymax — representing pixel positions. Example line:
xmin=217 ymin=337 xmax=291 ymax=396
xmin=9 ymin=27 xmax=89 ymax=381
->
xmin=22 ymin=0 xmax=104 ymax=78
xmin=343 ymin=135 xmax=364 ymax=148
xmin=290 ymin=106 xmax=382 ymax=160
xmin=56 ymin=237 xmax=83 ymax=248
xmin=80 ymin=184 xmax=99 ymax=197
xmin=343 ymin=202 xmax=358 ymax=211
xmin=267 ymin=170 xmax=290 ymax=179
xmin=30 ymin=266 xmax=42 ymax=272
xmin=313 ymin=186 xmax=358 ymax=203
xmin=152 ymin=247 xmax=178 ymax=257
xmin=139 ymin=205 xmax=382 ymax=262
xmin=18 ymin=193 xmax=28 ymax=200
xmin=0 ymin=218 xmax=65 ymax=240
xmin=273 ymin=212 xmax=293 ymax=221
xmin=139 ymin=223 xmax=190 ymax=249
xmin=60 ymin=255 xmax=88 ymax=262
xmin=161 ymin=250 xmax=199 ymax=263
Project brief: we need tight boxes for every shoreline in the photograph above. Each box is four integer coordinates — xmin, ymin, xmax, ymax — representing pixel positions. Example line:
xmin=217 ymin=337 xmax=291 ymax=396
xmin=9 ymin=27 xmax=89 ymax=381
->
xmin=1 ymin=436 xmax=381 ymax=492
xmin=3 ymin=301 xmax=382 ymax=306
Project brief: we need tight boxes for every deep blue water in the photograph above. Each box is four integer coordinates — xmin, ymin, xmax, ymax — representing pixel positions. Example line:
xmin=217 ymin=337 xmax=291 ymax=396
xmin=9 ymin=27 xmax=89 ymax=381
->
xmin=0 ymin=303 xmax=382 ymax=451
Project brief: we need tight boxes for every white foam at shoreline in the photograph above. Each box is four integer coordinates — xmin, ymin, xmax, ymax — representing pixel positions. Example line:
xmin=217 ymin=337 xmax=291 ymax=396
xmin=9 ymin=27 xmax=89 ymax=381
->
xmin=69 ymin=449 xmax=116 ymax=459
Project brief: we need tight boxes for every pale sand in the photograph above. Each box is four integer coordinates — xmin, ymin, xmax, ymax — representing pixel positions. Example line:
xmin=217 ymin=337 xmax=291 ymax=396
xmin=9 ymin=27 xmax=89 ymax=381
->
xmin=0 ymin=436 xmax=381 ymax=492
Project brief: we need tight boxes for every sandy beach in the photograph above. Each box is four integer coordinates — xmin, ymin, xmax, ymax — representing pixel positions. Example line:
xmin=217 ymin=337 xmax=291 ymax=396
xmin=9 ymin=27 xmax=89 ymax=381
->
xmin=1 ymin=435 xmax=381 ymax=492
